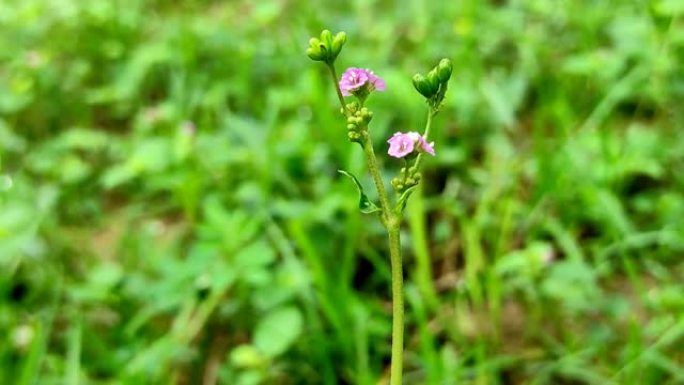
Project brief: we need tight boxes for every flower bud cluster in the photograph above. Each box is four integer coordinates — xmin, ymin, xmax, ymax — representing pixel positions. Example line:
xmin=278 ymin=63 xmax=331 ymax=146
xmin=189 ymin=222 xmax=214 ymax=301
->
xmin=391 ymin=166 xmax=422 ymax=193
xmin=412 ymin=58 xmax=452 ymax=109
xmin=307 ymin=30 xmax=347 ymax=64
xmin=346 ymin=103 xmax=373 ymax=144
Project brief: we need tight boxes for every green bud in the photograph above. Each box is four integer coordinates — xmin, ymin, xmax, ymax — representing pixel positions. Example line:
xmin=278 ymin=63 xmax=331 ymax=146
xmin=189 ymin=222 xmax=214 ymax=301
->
xmin=348 ymin=131 xmax=361 ymax=142
xmin=437 ymin=58 xmax=452 ymax=84
xmin=331 ymin=31 xmax=347 ymax=58
xmin=347 ymin=123 xmax=356 ymax=131
xmin=308 ymin=30 xmax=347 ymax=63
xmin=359 ymin=107 xmax=372 ymax=122
xmin=412 ymin=73 xmax=434 ymax=98
xmin=320 ymin=30 xmax=333 ymax=50
xmin=426 ymin=68 xmax=440 ymax=95
xmin=414 ymin=172 xmax=422 ymax=182
xmin=318 ymin=43 xmax=328 ymax=57
xmin=306 ymin=38 xmax=325 ymax=61
xmin=306 ymin=47 xmax=324 ymax=61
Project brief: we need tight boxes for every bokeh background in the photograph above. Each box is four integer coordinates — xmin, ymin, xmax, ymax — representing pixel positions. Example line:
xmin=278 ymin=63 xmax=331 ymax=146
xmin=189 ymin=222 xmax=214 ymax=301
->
xmin=2 ymin=0 xmax=684 ymax=384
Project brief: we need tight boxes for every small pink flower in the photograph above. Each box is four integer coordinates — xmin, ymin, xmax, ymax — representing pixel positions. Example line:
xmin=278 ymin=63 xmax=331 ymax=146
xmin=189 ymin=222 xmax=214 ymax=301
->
xmin=387 ymin=131 xmax=435 ymax=158
xmin=388 ymin=132 xmax=415 ymax=158
xmin=339 ymin=67 xmax=385 ymax=96
xmin=367 ymin=71 xmax=386 ymax=92
xmin=414 ymin=133 xmax=435 ymax=156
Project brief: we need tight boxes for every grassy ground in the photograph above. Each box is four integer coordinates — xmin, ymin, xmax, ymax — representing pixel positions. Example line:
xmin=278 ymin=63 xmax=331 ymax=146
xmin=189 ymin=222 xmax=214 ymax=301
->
xmin=1 ymin=0 xmax=683 ymax=384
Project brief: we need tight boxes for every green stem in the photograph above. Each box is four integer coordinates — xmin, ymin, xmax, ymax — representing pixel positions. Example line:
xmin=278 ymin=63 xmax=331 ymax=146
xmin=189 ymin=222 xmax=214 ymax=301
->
xmin=327 ymin=63 xmax=349 ymax=117
xmin=388 ymin=223 xmax=404 ymax=385
xmin=362 ymin=133 xmax=392 ymax=220
xmin=413 ymin=107 xmax=436 ymax=171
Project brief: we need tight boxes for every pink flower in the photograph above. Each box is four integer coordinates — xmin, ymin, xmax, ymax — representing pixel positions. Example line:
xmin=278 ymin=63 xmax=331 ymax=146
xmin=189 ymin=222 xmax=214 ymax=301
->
xmin=387 ymin=131 xmax=435 ymax=158
xmin=339 ymin=67 xmax=386 ymax=96
xmin=367 ymin=71 xmax=386 ymax=92
xmin=387 ymin=132 xmax=415 ymax=158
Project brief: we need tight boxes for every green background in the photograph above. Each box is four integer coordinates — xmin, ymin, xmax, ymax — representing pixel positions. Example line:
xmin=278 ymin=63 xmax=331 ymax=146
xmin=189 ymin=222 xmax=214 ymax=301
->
xmin=1 ymin=0 xmax=683 ymax=384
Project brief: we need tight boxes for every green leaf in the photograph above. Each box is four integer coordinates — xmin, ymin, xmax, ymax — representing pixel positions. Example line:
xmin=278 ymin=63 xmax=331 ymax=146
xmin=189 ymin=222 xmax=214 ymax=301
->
xmin=338 ymin=170 xmax=381 ymax=214
xmin=395 ymin=185 xmax=418 ymax=213
xmin=254 ymin=306 xmax=303 ymax=358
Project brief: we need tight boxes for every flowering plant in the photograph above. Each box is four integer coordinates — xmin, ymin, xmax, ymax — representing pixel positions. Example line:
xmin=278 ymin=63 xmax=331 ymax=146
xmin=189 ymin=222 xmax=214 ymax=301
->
xmin=307 ymin=29 xmax=451 ymax=385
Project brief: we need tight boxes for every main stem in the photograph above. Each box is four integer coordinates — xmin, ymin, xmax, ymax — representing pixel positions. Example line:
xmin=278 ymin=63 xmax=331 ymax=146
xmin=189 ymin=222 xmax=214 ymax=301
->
xmin=327 ymin=62 xmax=404 ymax=384
xmin=362 ymin=132 xmax=403 ymax=385
xmin=387 ymin=223 xmax=403 ymax=385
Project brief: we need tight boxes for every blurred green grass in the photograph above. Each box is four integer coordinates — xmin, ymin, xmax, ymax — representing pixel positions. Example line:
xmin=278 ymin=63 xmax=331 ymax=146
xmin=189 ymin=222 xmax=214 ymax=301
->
xmin=1 ymin=0 xmax=684 ymax=384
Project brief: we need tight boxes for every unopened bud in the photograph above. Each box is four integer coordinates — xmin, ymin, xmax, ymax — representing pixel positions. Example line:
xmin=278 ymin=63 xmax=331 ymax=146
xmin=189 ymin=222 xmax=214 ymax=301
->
xmin=306 ymin=37 xmax=327 ymax=61
xmin=412 ymin=73 xmax=434 ymax=98
xmin=306 ymin=47 xmax=324 ymax=61
xmin=320 ymin=30 xmax=333 ymax=47
xmin=437 ymin=58 xmax=452 ymax=84
xmin=331 ymin=32 xmax=347 ymax=59
xmin=426 ymin=68 xmax=440 ymax=95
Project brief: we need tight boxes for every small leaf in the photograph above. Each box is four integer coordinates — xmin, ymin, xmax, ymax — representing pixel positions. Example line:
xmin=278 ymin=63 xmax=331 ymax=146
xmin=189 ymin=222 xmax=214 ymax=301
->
xmin=338 ymin=170 xmax=381 ymax=214
xmin=395 ymin=185 xmax=418 ymax=213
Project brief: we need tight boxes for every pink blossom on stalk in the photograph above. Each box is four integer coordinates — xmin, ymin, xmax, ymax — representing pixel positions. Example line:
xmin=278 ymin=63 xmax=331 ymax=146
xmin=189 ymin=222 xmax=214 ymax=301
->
xmin=387 ymin=131 xmax=435 ymax=158
xmin=387 ymin=132 xmax=415 ymax=158
xmin=339 ymin=67 xmax=386 ymax=96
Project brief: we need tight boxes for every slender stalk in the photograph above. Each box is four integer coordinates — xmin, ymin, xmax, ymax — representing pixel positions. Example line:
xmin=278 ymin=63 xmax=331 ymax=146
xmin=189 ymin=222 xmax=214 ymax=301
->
xmin=327 ymin=63 xmax=349 ymax=117
xmin=362 ymin=133 xmax=392 ymax=219
xmin=413 ymin=107 xmax=436 ymax=170
xmin=387 ymin=223 xmax=404 ymax=385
